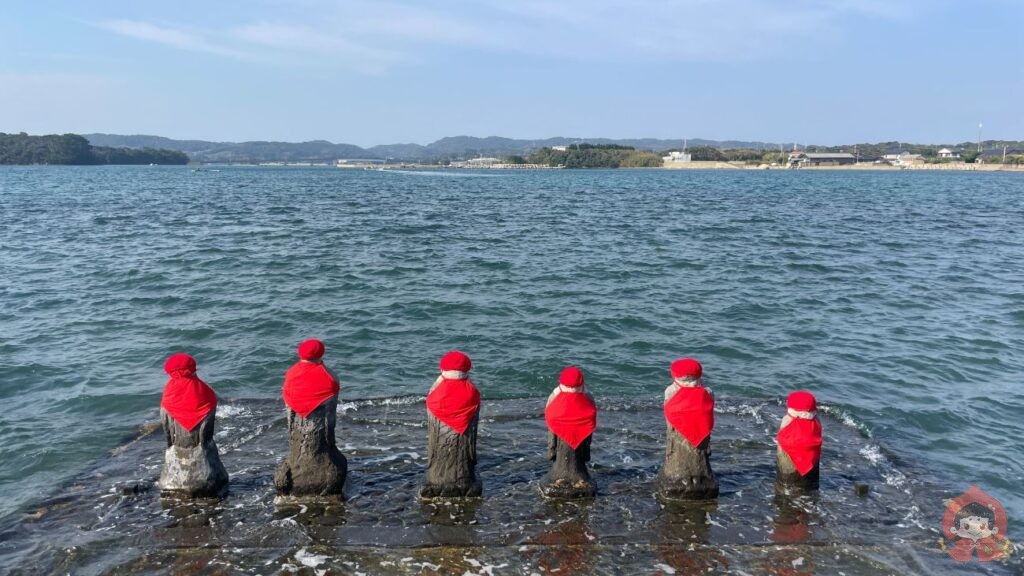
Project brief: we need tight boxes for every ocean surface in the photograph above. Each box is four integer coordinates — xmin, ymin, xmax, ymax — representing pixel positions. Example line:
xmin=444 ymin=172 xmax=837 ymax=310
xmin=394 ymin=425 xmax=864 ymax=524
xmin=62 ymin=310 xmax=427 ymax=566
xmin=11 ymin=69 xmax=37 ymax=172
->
xmin=0 ymin=166 xmax=1022 ymax=573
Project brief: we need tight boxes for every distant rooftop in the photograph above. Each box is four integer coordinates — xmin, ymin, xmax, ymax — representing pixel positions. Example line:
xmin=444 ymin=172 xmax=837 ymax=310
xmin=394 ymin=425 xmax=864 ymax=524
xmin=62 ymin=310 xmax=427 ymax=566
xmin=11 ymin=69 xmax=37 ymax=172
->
xmin=803 ymin=153 xmax=856 ymax=159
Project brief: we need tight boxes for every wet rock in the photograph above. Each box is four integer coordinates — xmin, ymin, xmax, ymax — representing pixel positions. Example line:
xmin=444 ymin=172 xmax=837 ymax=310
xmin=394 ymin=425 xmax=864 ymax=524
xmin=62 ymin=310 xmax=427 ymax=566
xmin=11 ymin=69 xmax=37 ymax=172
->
xmin=419 ymin=412 xmax=482 ymax=499
xmin=542 ymin=433 xmax=596 ymax=498
xmin=656 ymin=426 xmax=719 ymax=501
xmin=274 ymin=397 xmax=348 ymax=499
xmin=118 ymin=481 xmax=153 ymax=496
xmin=158 ymin=410 xmax=228 ymax=498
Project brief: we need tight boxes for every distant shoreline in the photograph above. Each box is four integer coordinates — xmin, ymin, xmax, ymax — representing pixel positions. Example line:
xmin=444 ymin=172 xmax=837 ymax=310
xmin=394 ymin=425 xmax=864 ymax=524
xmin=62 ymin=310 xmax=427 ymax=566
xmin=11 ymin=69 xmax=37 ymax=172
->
xmin=5 ymin=161 xmax=1023 ymax=173
xmin=662 ymin=160 xmax=1024 ymax=172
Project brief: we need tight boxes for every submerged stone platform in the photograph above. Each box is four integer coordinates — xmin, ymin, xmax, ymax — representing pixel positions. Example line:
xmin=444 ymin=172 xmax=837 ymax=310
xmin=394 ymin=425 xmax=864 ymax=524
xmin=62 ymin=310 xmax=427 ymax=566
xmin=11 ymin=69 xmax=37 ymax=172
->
xmin=0 ymin=397 xmax=1018 ymax=575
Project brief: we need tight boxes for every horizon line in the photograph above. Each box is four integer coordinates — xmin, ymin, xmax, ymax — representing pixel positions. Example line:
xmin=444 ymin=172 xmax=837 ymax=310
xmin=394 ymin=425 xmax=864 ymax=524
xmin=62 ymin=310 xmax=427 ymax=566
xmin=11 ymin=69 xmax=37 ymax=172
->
xmin=9 ymin=131 xmax=1020 ymax=150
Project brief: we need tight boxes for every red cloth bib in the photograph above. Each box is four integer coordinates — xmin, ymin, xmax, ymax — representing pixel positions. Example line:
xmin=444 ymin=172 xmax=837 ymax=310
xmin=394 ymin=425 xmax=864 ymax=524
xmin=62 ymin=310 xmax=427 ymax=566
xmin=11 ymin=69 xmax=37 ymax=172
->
xmin=282 ymin=362 xmax=340 ymax=418
xmin=426 ymin=378 xmax=480 ymax=435
xmin=161 ymin=370 xmax=217 ymax=431
xmin=545 ymin=391 xmax=597 ymax=449
xmin=777 ymin=418 xmax=823 ymax=476
xmin=664 ymin=385 xmax=715 ymax=447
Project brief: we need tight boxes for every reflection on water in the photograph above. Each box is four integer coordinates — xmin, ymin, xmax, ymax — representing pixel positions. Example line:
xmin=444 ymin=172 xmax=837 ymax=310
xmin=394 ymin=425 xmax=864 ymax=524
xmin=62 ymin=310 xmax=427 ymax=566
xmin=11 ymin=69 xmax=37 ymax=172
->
xmin=533 ymin=501 xmax=594 ymax=575
xmin=655 ymin=501 xmax=727 ymax=573
xmin=0 ymin=396 xmax=1018 ymax=575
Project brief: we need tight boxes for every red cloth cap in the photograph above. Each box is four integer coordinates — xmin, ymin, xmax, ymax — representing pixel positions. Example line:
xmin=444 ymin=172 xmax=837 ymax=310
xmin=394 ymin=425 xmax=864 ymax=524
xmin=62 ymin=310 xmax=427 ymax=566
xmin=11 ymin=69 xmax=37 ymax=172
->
xmin=283 ymin=361 xmax=339 ymax=417
xmin=558 ymin=366 xmax=584 ymax=388
xmin=439 ymin=350 xmax=472 ymax=372
xmin=787 ymin=391 xmax=817 ymax=412
xmin=160 ymin=353 xmax=217 ymax=431
xmin=670 ymin=358 xmax=702 ymax=379
xmin=297 ymin=339 xmax=325 ymax=361
xmin=664 ymin=386 xmax=715 ymax=447
xmin=164 ymin=352 xmax=197 ymax=375
xmin=546 ymin=390 xmax=597 ymax=449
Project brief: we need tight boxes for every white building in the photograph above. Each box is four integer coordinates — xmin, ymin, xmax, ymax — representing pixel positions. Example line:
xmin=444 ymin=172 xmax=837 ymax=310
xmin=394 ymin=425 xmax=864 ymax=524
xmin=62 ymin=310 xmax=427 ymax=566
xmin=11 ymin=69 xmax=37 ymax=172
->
xmin=882 ymin=152 xmax=924 ymax=166
xmin=551 ymin=145 xmax=568 ymax=151
xmin=662 ymin=151 xmax=692 ymax=163
xmin=937 ymin=148 xmax=960 ymax=159
xmin=466 ymin=157 xmax=501 ymax=166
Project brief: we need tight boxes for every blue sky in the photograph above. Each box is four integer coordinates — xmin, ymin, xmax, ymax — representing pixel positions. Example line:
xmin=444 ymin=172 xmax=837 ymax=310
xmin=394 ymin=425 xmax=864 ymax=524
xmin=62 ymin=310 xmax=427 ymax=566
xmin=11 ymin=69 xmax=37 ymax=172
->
xmin=1 ymin=0 xmax=1021 ymax=146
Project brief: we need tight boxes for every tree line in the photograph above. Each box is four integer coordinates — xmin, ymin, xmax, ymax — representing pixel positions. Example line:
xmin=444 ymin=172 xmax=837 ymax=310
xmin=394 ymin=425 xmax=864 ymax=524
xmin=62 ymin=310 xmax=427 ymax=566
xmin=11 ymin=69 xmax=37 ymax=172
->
xmin=0 ymin=133 xmax=189 ymax=165
xmin=522 ymin=144 xmax=663 ymax=168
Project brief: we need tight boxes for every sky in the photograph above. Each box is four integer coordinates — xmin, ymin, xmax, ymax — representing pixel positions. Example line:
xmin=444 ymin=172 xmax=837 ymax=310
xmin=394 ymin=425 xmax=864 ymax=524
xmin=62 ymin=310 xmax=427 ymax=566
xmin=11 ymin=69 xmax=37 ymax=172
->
xmin=1 ymin=0 xmax=1021 ymax=146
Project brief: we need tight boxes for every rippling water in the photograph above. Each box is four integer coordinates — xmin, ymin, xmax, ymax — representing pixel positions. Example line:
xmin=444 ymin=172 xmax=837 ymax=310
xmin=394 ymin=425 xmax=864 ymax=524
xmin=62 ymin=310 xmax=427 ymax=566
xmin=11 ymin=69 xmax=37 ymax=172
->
xmin=1 ymin=166 xmax=1023 ymax=569
xmin=0 ymin=397 xmax=986 ymax=574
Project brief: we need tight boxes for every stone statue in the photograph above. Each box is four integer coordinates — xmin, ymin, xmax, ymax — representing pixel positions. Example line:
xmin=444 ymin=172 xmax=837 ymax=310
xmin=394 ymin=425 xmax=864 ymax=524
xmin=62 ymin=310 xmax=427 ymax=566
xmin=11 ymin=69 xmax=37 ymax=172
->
xmin=158 ymin=353 xmax=228 ymax=498
xmin=776 ymin=390 xmax=822 ymax=492
xmin=656 ymin=357 xmax=719 ymax=501
xmin=420 ymin=350 xmax=482 ymax=498
xmin=274 ymin=339 xmax=347 ymax=499
xmin=541 ymin=366 xmax=597 ymax=498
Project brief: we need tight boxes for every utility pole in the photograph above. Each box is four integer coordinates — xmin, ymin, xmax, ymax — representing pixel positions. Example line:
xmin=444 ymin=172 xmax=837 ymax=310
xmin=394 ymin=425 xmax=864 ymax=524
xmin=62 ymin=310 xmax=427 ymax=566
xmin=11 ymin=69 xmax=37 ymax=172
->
xmin=1003 ymin=145 xmax=1008 ymax=164
xmin=978 ymin=123 xmax=983 ymax=153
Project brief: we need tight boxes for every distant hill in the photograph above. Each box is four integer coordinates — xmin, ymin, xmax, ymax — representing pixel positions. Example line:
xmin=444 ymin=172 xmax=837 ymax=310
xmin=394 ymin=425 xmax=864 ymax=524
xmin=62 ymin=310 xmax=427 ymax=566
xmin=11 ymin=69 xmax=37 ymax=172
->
xmin=365 ymin=142 xmax=432 ymax=160
xmin=84 ymin=134 xmax=370 ymax=163
xmin=83 ymin=133 xmax=221 ymax=154
xmin=84 ymin=133 xmax=781 ymax=163
xmin=1 ymin=132 xmax=188 ymax=165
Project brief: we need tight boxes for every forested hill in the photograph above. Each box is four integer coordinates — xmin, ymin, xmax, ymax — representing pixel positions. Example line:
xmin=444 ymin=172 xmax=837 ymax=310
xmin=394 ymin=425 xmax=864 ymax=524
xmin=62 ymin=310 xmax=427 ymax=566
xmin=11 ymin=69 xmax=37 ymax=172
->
xmin=84 ymin=133 xmax=778 ymax=163
xmin=0 ymin=133 xmax=188 ymax=165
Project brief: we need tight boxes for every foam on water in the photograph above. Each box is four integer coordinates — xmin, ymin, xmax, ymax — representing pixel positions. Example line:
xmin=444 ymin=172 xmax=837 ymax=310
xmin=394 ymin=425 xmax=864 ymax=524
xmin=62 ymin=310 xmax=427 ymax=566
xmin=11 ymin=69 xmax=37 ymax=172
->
xmin=0 ymin=396 xmax=1019 ymax=575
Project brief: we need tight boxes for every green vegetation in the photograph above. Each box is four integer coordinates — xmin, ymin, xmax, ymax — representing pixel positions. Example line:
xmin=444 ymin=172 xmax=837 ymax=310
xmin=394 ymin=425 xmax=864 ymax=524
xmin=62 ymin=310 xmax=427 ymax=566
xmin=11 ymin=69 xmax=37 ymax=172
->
xmin=663 ymin=147 xmax=788 ymax=165
xmin=527 ymin=144 xmax=662 ymax=168
xmin=0 ymin=133 xmax=189 ymax=165
xmin=960 ymin=150 xmax=980 ymax=163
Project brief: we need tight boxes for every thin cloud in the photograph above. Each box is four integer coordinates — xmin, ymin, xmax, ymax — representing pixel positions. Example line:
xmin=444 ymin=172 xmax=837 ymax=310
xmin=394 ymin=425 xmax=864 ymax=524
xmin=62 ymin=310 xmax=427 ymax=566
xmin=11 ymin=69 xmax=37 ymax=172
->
xmin=230 ymin=23 xmax=401 ymax=74
xmin=476 ymin=0 xmax=924 ymax=61
xmin=98 ymin=20 xmax=249 ymax=60
xmin=91 ymin=0 xmax=928 ymax=72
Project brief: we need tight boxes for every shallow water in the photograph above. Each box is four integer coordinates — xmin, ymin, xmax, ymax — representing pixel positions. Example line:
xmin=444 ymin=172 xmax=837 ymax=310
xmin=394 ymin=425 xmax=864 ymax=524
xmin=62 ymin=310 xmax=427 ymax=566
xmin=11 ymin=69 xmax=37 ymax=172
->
xmin=2 ymin=396 xmax=1016 ymax=575
xmin=1 ymin=166 xmax=1023 ymax=570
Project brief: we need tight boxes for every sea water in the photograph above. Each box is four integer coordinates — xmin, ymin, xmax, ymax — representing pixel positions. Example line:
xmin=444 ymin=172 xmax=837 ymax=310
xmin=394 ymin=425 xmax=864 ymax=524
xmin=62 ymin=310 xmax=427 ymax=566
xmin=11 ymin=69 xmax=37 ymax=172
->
xmin=0 ymin=166 xmax=1022 ymax=573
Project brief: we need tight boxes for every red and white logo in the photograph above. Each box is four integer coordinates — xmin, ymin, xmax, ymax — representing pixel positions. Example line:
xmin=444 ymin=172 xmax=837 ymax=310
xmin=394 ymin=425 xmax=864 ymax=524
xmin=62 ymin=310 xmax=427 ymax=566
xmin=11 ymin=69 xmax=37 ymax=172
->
xmin=941 ymin=485 xmax=1013 ymax=562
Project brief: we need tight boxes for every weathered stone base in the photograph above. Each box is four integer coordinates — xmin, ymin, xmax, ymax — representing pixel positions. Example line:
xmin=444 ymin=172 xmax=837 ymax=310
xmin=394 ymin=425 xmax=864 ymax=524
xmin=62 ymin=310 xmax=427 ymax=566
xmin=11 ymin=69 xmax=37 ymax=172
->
xmin=655 ymin=473 xmax=719 ymax=501
xmin=418 ymin=478 xmax=483 ymax=499
xmin=274 ymin=401 xmax=348 ymax=499
xmin=159 ymin=443 xmax=229 ymax=499
xmin=541 ymin=434 xmax=595 ymax=499
xmin=775 ymin=450 xmax=820 ymax=494
xmin=540 ymin=477 xmax=596 ymax=499
xmin=275 ymin=452 xmax=348 ymax=499
xmin=420 ymin=413 xmax=481 ymax=500
xmin=656 ymin=427 xmax=718 ymax=501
